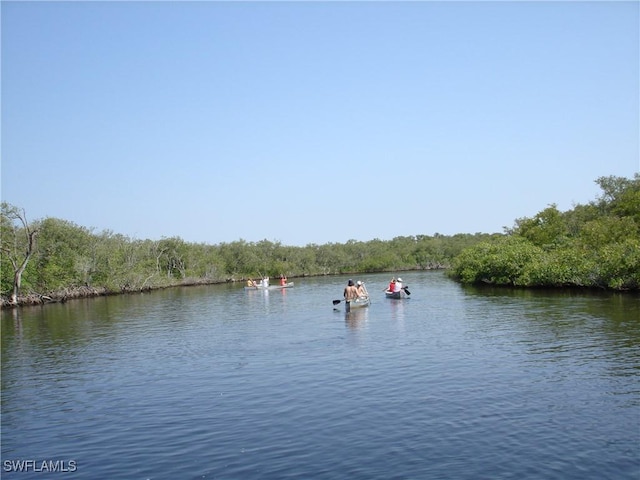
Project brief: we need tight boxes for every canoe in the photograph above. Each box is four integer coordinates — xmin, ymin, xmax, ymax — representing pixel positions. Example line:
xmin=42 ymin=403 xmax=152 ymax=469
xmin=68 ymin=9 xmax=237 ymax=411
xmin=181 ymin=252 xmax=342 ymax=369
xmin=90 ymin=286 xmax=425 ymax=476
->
xmin=385 ymin=288 xmax=409 ymax=299
xmin=244 ymin=282 xmax=294 ymax=290
xmin=346 ymin=296 xmax=370 ymax=312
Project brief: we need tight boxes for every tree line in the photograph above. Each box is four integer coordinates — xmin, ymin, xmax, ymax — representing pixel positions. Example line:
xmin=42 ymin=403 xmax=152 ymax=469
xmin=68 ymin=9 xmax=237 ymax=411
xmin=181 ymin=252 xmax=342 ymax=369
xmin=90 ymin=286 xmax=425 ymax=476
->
xmin=448 ymin=174 xmax=639 ymax=290
xmin=2 ymin=174 xmax=637 ymax=307
xmin=1 ymin=203 xmax=496 ymax=306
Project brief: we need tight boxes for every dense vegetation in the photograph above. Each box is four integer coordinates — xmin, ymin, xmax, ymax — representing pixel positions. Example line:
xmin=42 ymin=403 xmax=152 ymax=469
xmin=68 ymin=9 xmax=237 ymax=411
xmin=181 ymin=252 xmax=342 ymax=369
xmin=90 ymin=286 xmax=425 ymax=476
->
xmin=2 ymin=174 xmax=637 ymax=306
xmin=1 ymin=202 xmax=497 ymax=306
xmin=448 ymin=174 xmax=639 ymax=291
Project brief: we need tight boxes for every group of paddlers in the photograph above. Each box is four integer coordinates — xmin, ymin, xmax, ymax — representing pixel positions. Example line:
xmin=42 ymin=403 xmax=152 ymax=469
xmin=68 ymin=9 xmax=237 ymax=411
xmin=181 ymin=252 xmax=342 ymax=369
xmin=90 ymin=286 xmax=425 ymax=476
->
xmin=246 ymin=275 xmax=288 ymax=288
xmin=384 ymin=277 xmax=403 ymax=294
xmin=343 ymin=279 xmax=369 ymax=303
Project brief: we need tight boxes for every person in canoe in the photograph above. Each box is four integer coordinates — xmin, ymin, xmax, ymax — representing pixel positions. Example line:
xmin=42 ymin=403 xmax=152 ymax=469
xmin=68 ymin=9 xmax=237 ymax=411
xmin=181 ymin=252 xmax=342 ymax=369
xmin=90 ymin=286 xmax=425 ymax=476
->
xmin=394 ymin=278 xmax=403 ymax=292
xmin=280 ymin=275 xmax=288 ymax=286
xmin=356 ymin=280 xmax=368 ymax=298
xmin=385 ymin=278 xmax=396 ymax=293
xmin=344 ymin=279 xmax=359 ymax=306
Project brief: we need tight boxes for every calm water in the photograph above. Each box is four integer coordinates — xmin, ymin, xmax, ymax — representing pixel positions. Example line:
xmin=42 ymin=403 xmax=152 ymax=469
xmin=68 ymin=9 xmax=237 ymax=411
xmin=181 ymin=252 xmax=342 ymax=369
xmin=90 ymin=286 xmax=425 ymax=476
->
xmin=1 ymin=271 xmax=639 ymax=479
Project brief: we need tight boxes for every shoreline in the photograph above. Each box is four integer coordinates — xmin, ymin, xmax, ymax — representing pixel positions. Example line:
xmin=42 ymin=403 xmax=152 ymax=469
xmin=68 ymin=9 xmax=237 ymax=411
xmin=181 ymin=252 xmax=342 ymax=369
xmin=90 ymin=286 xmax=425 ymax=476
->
xmin=1 ymin=278 xmax=239 ymax=309
xmin=1 ymin=267 xmax=450 ymax=310
xmin=4 ymin=265 xmax=636 ymax=310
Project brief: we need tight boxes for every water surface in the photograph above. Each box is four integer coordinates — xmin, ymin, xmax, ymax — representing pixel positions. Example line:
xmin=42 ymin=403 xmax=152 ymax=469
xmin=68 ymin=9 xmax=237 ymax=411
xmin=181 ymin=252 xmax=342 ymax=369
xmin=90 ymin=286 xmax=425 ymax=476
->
xmin=2 ymin=271 xmax=638 ymax=479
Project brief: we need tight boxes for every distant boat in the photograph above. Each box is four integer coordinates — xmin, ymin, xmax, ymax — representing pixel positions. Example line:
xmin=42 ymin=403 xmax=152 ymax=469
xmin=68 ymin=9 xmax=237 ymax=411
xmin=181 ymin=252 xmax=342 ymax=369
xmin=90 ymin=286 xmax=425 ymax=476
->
xmin=384 ymin=286 xmax=410 ymax=299
xmin=244 ymin=281 xmax=294 ymax=291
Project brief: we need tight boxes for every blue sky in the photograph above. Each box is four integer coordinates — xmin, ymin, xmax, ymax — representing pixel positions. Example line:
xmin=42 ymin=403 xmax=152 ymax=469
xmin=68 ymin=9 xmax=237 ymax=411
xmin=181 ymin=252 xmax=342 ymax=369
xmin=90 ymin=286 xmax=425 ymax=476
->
xmin=2 ymin=1 xmax=638 ymax=246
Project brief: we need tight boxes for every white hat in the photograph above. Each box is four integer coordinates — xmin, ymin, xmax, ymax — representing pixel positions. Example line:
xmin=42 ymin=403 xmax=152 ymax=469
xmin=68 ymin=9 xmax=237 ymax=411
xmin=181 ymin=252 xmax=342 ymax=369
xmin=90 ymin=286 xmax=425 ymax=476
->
xmin=397 ymin=278 xmax=403 ymax=282
xmin=357 ymin=281 xmax=362 ymax=285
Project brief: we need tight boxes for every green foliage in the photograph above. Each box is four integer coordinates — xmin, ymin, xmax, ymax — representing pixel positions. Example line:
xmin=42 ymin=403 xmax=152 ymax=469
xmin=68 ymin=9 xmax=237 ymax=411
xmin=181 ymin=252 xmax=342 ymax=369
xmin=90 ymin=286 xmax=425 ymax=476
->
xmin=577 ymin=216 xmax=637 ymax=249
xmin=450 ymin=174 xmax=639 ymax=291
xmin=3 ymin=215 xmax=491 ymax=301
xmin=1 ymin=203 xmax=38 ymax=300
xmin=520 ymin=248 xmax=597 ymax=288
xmin=513 ymin=204 xmax=569 ymax=249
xmin=30 ymin=218 xmax=94 ymax=290
xmin=0 ymin=205 xmax=19 ymax=294
xmin=595 ymin=174 xmax=640 ymax=230
xmin=3 ymin=175 xmax=637 ymax=303
xmin=594 ymin=238 xmax=640 ymax=290
xmin=450 ymin=236 xmax=544 ymax=286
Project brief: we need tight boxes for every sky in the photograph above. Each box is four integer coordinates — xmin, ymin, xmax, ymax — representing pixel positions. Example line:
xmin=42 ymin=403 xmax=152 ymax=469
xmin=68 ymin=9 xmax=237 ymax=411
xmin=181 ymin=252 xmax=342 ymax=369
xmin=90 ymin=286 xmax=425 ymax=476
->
xmin=1 ymin=1 xmax=638 ymax=247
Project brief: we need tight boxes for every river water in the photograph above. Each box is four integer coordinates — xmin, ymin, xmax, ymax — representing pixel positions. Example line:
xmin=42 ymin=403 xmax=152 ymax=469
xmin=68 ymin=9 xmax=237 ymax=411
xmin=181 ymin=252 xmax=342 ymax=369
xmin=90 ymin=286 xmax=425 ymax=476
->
xmin=1 ymin=271 xmax=638 ymax=479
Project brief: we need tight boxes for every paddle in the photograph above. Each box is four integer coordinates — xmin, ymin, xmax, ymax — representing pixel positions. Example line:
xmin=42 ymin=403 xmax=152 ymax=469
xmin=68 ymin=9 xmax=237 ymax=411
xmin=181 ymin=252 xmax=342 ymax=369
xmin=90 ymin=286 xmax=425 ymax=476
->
xmin=333 ymin=299 xmax=342 ymax=305
xmin=403 ymin=286 xmax=411 ymax=295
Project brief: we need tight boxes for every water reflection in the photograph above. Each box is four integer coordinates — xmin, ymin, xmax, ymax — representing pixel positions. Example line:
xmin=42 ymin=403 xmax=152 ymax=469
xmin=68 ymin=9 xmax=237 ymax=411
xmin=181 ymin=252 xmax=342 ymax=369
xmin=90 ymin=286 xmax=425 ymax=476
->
xmin=461 ymin=285 xmax=640 ymax=355
xmin=2 ymin=271 xmax=639 ymax=480
xmin=246 ymin=288 xmax=270 ymax=314
xmin=345 ymin=307 xmax=368 ymax=330
xmin=389 ymin=298 xmax=406 ymax=322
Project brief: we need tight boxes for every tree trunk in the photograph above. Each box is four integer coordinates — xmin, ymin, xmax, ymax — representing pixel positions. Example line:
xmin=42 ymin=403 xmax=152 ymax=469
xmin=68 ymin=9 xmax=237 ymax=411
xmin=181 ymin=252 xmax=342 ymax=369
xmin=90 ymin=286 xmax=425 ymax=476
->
xmin=10 ymin=229 xmax=37 ymax=305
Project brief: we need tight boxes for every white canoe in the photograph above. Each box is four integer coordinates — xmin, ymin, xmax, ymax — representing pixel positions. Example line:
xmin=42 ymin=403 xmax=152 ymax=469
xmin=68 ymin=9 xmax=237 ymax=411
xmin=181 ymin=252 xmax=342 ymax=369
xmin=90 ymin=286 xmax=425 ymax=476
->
xmin=346 ymin=296 xmax=370 ymax=311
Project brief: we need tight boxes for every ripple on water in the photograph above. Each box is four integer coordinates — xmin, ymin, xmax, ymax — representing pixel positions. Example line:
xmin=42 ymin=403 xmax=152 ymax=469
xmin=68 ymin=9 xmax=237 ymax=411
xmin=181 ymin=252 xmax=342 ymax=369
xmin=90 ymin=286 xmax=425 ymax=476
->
xmin=2 ymin=272 xmax=638 ymax=479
